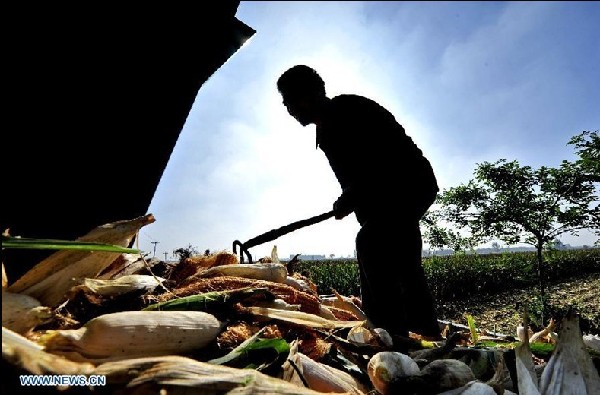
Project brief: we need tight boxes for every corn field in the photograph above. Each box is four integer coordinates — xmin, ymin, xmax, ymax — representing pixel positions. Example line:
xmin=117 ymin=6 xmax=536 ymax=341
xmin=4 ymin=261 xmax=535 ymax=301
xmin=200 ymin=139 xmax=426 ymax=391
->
xmin=295 ymin=248 xmax=600 ymax=301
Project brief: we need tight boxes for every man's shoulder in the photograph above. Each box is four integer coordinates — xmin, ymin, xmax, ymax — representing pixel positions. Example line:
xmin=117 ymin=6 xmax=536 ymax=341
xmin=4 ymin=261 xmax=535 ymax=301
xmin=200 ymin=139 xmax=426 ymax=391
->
xmin=331 ymin=94 xmax=387 ymax=112
xmin=332 ymin=93 xmax=376 ymax=105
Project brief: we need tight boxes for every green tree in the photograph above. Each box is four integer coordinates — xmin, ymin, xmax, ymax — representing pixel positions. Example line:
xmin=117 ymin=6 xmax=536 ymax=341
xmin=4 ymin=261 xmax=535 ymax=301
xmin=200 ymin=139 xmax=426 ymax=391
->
xmin=423 ymin=131 xmax=599 ymax=323
xmin=173 ymin=244 xmax=199 ymax=263
xmin=568 ymin=130 xmax=599 ymax=182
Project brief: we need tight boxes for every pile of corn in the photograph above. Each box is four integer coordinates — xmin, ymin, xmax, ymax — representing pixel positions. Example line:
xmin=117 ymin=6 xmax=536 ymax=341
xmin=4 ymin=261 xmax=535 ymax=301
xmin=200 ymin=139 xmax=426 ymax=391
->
xmin=2 ymin=215 xmax=599 ymax=394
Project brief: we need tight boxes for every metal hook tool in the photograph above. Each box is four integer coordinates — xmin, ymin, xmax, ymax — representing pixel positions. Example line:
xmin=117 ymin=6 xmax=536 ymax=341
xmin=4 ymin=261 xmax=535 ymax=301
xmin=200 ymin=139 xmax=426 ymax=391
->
xmin=232 ymin=210 xmax=335 ymax=264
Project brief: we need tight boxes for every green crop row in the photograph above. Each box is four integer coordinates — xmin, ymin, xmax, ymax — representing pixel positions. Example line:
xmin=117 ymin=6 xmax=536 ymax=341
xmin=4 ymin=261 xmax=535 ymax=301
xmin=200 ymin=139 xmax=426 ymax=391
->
xmin=294 ymin=248 xmax=600 ymax=301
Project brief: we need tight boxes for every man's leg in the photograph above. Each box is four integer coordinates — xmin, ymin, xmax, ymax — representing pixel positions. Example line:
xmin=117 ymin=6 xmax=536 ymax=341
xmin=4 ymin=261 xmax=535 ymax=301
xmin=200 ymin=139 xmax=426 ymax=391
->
xmin=401 ymin=222 xmax=441 ymax=337
xmin=356 ymin=219 xmax=409 ymax=337
xmin=356 ymin=217 xmax=440 ymax=338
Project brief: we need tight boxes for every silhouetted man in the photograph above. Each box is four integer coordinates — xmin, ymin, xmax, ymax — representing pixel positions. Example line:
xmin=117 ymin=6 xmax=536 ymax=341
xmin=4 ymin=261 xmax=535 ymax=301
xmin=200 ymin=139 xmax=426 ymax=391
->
xmin=277 ymin=65 xmax=441 ymax=339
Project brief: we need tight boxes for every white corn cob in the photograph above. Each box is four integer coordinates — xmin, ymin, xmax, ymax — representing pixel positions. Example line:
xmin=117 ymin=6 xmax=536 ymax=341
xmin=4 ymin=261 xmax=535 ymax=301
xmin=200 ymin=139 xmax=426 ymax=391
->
xmin=368 ymin=351 xmax=420 ymax=395
xmin=41 ymin=310 xmax=222 ymax=362
xmin=77 ymin=274 xmax=165 ymax=296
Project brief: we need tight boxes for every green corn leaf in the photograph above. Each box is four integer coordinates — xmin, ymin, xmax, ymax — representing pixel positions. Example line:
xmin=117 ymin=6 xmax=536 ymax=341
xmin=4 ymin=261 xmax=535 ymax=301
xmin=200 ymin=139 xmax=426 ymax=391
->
xmin=2 ymin=236 xmax=139 ymax=254
xmin=466 ymin=313 xmax=479 ymax=344
xmin=208 ymin=327 xmax=290 ymax=367
xmin=143 ymin=287 xmax=273 ymax=311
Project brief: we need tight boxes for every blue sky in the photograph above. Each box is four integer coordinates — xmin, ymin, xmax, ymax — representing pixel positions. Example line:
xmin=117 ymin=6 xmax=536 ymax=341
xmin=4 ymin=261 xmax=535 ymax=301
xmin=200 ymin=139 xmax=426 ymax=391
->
xmin=140 ymin=1 xmax=599 ymax=260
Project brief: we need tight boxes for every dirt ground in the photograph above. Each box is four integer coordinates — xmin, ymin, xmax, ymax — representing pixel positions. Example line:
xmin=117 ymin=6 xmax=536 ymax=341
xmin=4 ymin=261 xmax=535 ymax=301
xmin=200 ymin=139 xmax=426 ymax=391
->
xmin=437 ymin=272 xmax=600 ymax=336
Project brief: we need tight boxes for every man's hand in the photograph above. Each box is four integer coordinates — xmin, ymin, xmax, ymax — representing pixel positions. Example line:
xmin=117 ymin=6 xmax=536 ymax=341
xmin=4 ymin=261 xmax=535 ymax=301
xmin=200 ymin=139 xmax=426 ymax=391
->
xmin=333 ymin=191 xmax=354 ymax=219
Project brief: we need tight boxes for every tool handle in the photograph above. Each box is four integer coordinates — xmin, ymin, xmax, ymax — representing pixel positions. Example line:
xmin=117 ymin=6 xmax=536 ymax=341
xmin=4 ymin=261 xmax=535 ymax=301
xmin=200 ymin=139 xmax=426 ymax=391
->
xmin=243 ymin=210 xmax=335 ymax=250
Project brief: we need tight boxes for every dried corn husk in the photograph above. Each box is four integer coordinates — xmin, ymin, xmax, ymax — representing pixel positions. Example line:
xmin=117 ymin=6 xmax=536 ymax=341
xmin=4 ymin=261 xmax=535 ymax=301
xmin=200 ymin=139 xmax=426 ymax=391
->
xmin=144 ymin=287 xmax=272 ymax=312
xmin=515 ymin=336 xmax=540 ymax=395
xmin=367 ymin=351 xmax=420 ymax=395
xmin=516 ymin=325 xmax=534 ymax=342
xmin=529 ymin=318 xmax=556 ymax=343
xmin=2 ymin=326 xmax=95 ymax=376
xmin=245 ymin=306 xmax=361 ymax=329
xmin=318 ymin=305 xmax=338 ymax=320
xmin=254 ymin=298 xmax=302 ymax=311
xmin=285 ymin=275 xmax=317 ymax=294
xmin=189 ymin=262 xmax=288 ymax=284
xmin=2 ymin=262 xmax=7 ymax=289
xmin=539 ymin=313 xmax=600 ymax=395
xmin=347 ymin=324 xmax=378 ymax=347
xmin=320 ymin=289 xmax=368 ymax=322
xmin=74 ymin=274 xmax=165 ymax=296
xmin=40 ymin=310 xmax=222 ymax=362
xmin=171 ymin=276 xmax=323 ymax=315
xmin=169 ymin=252 xmax=238 ymax=285
xmin=2 ymin=291 xmax=53 ymax=334
xmin=96 ymin=253 xmax=169 ymax=280
xmin=282 ymin=341 xmax=368 ymax=394
xmin=94 ymin=355 xmax=329 ymax=394
xmin=8 ymin=214 xmax=154 ymax=307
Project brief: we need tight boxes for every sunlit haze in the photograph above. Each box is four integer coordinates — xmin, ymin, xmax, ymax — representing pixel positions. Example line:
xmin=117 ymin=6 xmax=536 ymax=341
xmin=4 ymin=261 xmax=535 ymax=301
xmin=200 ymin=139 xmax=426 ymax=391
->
xmin=140 ymin=1 xmax=599 ymax=260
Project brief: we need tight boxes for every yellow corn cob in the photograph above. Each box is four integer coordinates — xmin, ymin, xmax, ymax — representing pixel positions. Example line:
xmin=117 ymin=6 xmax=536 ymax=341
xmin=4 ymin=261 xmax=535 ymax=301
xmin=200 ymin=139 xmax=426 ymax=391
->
xmin=40 ymin=310 xmax=222 ymax=362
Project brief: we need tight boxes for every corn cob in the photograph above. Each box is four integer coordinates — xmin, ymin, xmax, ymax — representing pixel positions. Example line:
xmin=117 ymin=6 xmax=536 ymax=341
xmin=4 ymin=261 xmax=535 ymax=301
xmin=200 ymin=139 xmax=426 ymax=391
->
xmin=367 ymin=351 xmax=420 ymax=395
xmin=245 ymin=306 xmax=361 ymax=329
xmin=40 ymin=310 xmax=222 ymax=362
xmin=75 ymin=274 xmax=165 ymax=296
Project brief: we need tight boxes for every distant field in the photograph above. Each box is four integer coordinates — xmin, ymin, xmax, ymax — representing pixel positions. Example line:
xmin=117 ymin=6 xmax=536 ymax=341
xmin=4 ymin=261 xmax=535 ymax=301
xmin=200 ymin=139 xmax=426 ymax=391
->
xmin=294 ymin=248 xmax=600 ymax=301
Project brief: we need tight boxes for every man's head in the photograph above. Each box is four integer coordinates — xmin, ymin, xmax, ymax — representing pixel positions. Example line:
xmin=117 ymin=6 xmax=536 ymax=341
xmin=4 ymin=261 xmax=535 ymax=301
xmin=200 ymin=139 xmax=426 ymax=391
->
xmin=277 ymin=65 xmax=327 ymax=126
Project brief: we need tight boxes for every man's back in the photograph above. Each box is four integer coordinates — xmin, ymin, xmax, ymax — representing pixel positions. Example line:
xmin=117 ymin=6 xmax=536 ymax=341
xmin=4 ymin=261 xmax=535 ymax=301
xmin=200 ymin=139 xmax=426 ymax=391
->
xmin=316 ymin=94 xmax=438 ymax=222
